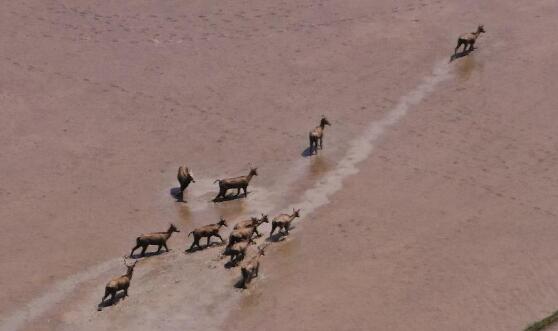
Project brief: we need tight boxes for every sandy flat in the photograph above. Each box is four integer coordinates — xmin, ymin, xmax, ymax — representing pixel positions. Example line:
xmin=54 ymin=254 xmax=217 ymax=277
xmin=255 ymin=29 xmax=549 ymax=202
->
xmin=2 ymin=0 xmax=558 ymax=330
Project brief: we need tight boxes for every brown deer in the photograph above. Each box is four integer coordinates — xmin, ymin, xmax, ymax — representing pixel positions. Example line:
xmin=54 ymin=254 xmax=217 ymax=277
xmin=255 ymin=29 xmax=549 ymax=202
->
xmin=228 ymin=226 xmax=258 ymax=246
xmin=177 ymin=166 xmax=195 ymax=198
xmin=233 ymin=214 xmax=269 ymax=238
xmin=270 ymin=208 xmax=301 ymax=238
xmin=130 ymin=224 xmax=180 ymax=257
xmin=239 ymin=245 xmax=267 ymax=288
xmin=100 ymin=258 xmax=137 ymax=307
xmin=213 ymin=167 xmax=258 ymax=200
xmin=309 ymin=116 xmax=331 ymax=155
xmin=454 ymin=25 xmax=486 ymax=55
xmin=223 ymin=238 xmax=254 ymax=265
xmin=187 ymin=217 xmax=228 ymax=251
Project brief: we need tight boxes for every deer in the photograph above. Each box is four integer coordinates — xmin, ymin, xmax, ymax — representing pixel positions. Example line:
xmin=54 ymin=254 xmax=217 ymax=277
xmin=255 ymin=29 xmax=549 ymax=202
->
xmin=187 ymin=217 xmax=228 ymax=251
xmin=228 ymin=225 xmax=259 ymax=246
xmin=213 ymin=167 xmax=258 ymax=201
xmin=239 ymin=245 xmax=267 ymax=289
xmin=309 ymin=116 xmax=331 ymax=155
xmin=177 ymin=166 xmax=195 ymax=199
xmin=270 ymin=208 xmax=301 ymax=238
xmin=233 ymin=214 xmax=269 ymax=238
xmin=454 ymin=25 xmax=486 ymax=55
xmin=223 ymin=238 xmax=254 ymax=265
xmin=130 ymin=224 xmax=180 ymax=257
xmin=99 ymin=258 xmax=137 ymax=308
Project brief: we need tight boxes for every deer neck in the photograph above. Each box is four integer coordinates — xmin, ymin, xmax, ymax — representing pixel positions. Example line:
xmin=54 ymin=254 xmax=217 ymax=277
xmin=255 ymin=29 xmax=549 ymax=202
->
xmin=320 ymin=122 xmax=326 ymax=130
xmin=246 ymin=173 xmax=254 ymax=182
xmin=126 ymin=269 xmax=134 ymax=280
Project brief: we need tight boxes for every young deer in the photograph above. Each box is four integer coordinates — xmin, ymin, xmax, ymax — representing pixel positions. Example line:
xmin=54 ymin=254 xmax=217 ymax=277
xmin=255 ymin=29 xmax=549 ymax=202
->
xmin=270 ymin=209 xmax=301 ymax=238
xmin=177 ymin=166 xmax=195 ymax=198
xmin=214 ymin=167 xmax=258 ymax=200
xmin=130 ymin=224 xmax=180 ymax=257
xmin=100 ymin=258 xmax=137 ymax=307
xmin=239 ymin=245 xmax=267 ymax=288
xmin=187 ymin=217 xmax=228 ymax=251
xmin=455 ymin=25 xmax=486 ymax=55
xmin=233 ymin=214 xmax=269 ymax=238
xmin=309 ymin=116 xmax=331 ymax=155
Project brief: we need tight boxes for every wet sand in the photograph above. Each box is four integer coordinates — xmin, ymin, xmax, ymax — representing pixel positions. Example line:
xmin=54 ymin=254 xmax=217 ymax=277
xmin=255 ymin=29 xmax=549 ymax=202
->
xmin=2 ymin=0 xmax=558 ymax=330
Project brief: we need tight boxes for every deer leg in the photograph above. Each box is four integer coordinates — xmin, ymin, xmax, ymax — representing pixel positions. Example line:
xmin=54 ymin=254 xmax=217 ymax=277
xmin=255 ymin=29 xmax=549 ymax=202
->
xmin=163 ymin=242 xmax=170 ymax=252
xmin=454 ymin=41 xmax=461 ymax=55
xmin=216 ymin=233 xmax=225 ymax=243
xmin=284 ymin=224 xmax=290 ymax=235
xmin=156 ymin=244 xmax=162 ymax=253
xmin=130 ymin=245 xmax=140 ymax=257
xmin=207 ymin=236 xmax=212 ymax=247
xmin=140 ymin=245 xmax=148 ymax=256
xmin=270 ymin=223 xmax=277 ymax=238
xmin=253 ymin=228 xmax=261 ymax=237
xmin=189 ymin=240 xmax=197 ymax=251
xmin=469 ymin=41 xmax=475 ymax=51
xmin=319 ymin=136 xmax=323 ymax=149
xmin=102 ymin=289 xmax=110 ymax=302
xmin=215 ymin=189 xmax=225 ymax=200
xmin=243 ymin=186 xmax=248 ymax=196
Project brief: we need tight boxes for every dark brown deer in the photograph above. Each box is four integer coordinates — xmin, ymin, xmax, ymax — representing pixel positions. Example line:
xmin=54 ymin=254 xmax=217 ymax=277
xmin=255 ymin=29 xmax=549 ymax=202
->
xmin=213 ymin=167 xmax=258 ymax=200
xmin=100 ymin=258 xmax=137 ymax=307
xmin=454 ymin=25 xmax=486 ymax=55
xmin=270 ymin=208 xmax=301 ymax=238
xmin=187 ymin=217 xmax=228 ymax=251
xmin=233 ymin=214 xmax=269 ymax=238
xmin=177 ymin=166 xmax=195 ymax=198
xmin=309 ymin=116 xmax=331 ymax=155
xmin=239 ymin=245 xmax=267 ymax=288
xmin=130 ymin=224 xmax=180 ymax=257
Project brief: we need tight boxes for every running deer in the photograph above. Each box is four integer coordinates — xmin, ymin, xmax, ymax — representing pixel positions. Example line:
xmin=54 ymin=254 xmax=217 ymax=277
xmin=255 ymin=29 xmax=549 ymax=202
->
xmin=214 ymin=167 xmax=258 ymax=200
xmin=187 ymin=217 xmax=228 ymax=251
xmin=454 ymin=25 xmax=486 ymax=55
xmin=177 ymin=166 xmax=195 ymax=198
xmin=239 ymin=245 xmax=267 ymax=288
xmin=99 ymin=258 xmax=137 ymax=307
xmin=309 ymin=116 xmax=331 ymax=155
xmin=233 ymin=214 xmax=269 ymax=238
xmin=130 ymin=224 xmax=180 ymax=257
xmin=270 ymin=208 xmax=301 ymax=238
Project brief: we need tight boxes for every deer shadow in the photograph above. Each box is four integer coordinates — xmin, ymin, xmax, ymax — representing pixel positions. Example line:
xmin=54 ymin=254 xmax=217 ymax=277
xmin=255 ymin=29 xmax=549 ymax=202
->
xmin=267 ymin=226 xmax=296 ymax=242
xmin=184 ymin=241 xmax=225 ymax=253
xmin=301 ymin=146 xmax=314 ymax=157
xmin=450 ymin=48 xmax=474 ymax=62
xmin=128 ymin=249 xmax=169 ymax=259
xmin=97 ymin=291 xmax=127 ymax=311
xmin=224 ymin=258 xmax=242 ymax=269
xmin=170 ymin=187 xmax=187 ymax=202
xmin=234 ymin=278 xmax=247 ymax=289
xmin=212 ymin=192 xmax=248 ymax=203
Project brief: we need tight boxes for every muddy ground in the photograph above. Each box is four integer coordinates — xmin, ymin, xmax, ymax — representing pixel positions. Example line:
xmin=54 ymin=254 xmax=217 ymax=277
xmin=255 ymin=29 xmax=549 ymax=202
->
xmin=2 ymin=0 xmax=558 ymax=330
